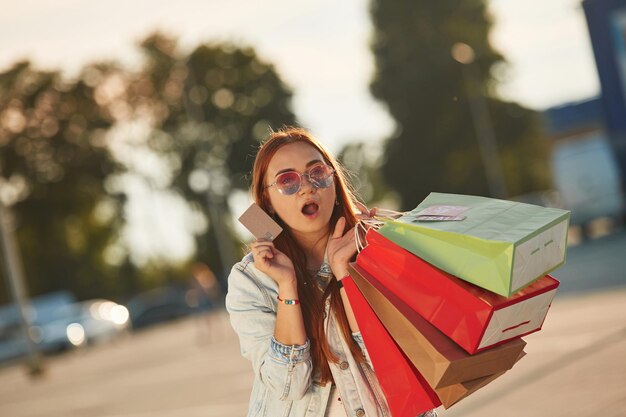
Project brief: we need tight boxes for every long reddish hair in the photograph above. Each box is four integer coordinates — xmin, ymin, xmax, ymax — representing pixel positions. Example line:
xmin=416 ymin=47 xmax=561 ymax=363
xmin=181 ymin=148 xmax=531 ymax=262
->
xmin=251 ymin=126 xmax=366 ymax=384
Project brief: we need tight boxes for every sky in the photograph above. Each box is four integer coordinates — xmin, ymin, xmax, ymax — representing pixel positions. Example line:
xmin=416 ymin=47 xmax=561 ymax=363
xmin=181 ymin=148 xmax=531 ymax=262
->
xmin=0 ymin=0 xmax=600 ymax=150
xmin=0 ymin=0 xmax=602 ymax=264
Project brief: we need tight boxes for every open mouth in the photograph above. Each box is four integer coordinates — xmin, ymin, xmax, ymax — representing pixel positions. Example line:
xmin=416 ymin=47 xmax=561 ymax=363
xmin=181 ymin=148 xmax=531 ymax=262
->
xmin=301 ymin=202 xmax=319 ymax=216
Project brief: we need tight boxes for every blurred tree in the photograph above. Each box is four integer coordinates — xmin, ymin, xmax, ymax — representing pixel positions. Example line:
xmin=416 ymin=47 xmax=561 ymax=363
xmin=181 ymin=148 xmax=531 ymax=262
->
xmin=0 ymin=35 xmax=297 ymax=304
xmin=370 ymin=0 xmax=551 ymax=209
xmin=0 ymin=62 xmax=129 ymax=304
xmin=337 ymin=142 xmax=393 ymax=206
xmin=122 ymin=33 xmax=296 ymax=280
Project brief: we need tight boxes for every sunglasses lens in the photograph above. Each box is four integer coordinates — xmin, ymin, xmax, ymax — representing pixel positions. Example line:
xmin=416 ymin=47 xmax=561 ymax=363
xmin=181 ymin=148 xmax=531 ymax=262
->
xmin=272 ymin=164 xmax=334 ymax=195
xmin=275 ymin=172 xmax=301 ymax=195
xmin=309 ymin=165 xmax=334 ymax=188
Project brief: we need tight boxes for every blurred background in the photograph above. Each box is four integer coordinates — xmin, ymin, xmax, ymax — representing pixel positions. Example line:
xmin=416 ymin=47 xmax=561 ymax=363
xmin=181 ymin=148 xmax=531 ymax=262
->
xmin=0 ymin=0 xmax=625 ymax=416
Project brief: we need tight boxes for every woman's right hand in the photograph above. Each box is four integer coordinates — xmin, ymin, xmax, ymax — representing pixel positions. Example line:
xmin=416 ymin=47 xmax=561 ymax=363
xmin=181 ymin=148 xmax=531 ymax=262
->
xmin=250 ymin=239 xmax=296 ymax=286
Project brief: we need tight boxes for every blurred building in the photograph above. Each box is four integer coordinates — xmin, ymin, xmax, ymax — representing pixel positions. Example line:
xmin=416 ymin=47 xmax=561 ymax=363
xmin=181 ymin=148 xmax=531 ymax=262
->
xmin=583 ymin=0 xmax=626 ymax=183
xmin=540 ymin=0 xmax=626 ymax=234
xmin=543 ymin=97 xmax=625 ymax=230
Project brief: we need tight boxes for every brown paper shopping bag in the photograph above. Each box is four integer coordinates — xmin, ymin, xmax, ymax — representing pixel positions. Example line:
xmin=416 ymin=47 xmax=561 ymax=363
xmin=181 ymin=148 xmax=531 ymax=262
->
xmin=348 ymin=263 xmax=526 ymax=388
xmin=434 ymin=351 xmax=526 ymax=408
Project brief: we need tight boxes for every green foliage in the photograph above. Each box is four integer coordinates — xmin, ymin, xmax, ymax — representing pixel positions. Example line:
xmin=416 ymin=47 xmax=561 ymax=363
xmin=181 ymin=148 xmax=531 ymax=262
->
xmin=123 ymin=33 xmax=297 ymax=278
xmin=338 ymin=142 xmax=391 ymax=205
xmin=370 ymin=0 xmax=552 ymax=209
xmin=0 ymin=62 xmax=127 ymax=303
xmin=0 ymin=34 xmax=296 ymax=304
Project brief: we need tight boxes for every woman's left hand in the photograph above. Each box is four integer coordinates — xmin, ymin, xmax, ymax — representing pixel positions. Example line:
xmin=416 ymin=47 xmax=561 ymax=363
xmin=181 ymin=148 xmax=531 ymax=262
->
xmin=328 ymin=203 xmax=378 ymax=280
xmin=327 ymin=217 xmax=357 ymax=280
xmin=355 ymin=201 xmax=377 ymax=220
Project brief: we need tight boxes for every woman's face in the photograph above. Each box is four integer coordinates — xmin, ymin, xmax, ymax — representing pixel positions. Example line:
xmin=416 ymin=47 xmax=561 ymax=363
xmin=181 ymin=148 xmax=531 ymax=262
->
xmin=264 ymin=142 xmax=336 ymax=237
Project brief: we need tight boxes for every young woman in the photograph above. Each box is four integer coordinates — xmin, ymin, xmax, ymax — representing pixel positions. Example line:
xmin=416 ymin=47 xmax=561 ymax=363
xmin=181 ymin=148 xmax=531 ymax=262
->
xmin=226 ymin=127 xmax=437 ymax=417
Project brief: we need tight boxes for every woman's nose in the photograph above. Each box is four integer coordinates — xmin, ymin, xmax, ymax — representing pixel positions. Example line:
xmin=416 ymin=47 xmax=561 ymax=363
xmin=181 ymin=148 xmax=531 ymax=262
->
xmin=298 ymin=174 xmax=315 ymax=193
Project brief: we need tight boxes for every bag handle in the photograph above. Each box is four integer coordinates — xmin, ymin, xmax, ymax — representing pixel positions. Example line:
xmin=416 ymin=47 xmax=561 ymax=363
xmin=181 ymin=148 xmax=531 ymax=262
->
xmin=354 ymin=208 xmax=405 ymax=252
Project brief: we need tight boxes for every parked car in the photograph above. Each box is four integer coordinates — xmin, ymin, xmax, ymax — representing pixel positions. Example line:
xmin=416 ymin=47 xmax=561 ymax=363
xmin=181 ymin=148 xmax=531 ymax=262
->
xmin=0 ymin=319 xmax=30 ymax=364
xmin=0 ymin=291 xmax=77 ymax=363
xmin=0 ymin=295 xmax=130 ymax=364
xmin=31 ymin=299 xmax=131 ymax=351
xmin=126 ymin=285 xmax=211 ymax=330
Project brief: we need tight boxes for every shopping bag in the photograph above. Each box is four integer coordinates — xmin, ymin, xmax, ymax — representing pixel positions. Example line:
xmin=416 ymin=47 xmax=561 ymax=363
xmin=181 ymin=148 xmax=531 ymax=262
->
xmin=348 ymin=263 xmax=526 ymax=388
xmin=357 ymin=230 xmax=559 ymax=354
xmin=435 ymin=351 xmax=526 ymax=409
xmin=342 ymin=277 xmax=441 ymax=416
xmin=377 ymin=192 xmax=570 ymax=296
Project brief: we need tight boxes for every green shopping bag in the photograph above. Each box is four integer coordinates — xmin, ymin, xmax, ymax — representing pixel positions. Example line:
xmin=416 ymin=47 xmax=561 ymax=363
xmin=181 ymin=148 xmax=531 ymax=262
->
xmin=377 ymin=192 xmax=570 ymax=297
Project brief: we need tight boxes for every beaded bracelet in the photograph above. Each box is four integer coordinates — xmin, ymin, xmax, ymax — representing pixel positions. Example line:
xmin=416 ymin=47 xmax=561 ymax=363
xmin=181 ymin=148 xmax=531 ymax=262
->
xmin=277 ymin=295 xmax=300 ymax=305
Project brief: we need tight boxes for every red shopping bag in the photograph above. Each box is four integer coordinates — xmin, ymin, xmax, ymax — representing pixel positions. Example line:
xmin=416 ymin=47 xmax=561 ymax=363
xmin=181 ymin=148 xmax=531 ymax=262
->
xmin=357 ymin=230 xmax=560 ymax=354
xmin=343 ymin=277 xmax=441 ymax=416
xmin=348 ymin=263 xmax=526 ymax=389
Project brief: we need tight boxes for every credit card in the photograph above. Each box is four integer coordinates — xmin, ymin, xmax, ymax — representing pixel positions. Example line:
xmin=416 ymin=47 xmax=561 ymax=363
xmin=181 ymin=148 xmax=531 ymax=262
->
xmin=238 ymin=202 xmax=283 ymax=241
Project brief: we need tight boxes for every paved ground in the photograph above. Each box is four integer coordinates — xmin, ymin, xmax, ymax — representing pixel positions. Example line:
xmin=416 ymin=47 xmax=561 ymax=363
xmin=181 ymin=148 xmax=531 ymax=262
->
xmin=442 ymin=287 xmax=626 ymax=417
xmin=0 ymin=284 xmax=624 ymax=417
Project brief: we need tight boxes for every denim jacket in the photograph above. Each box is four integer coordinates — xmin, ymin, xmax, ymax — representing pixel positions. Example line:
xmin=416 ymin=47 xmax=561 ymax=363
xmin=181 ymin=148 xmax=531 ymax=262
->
xmin=226 ymin=253 xmax=437 ymax=417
